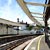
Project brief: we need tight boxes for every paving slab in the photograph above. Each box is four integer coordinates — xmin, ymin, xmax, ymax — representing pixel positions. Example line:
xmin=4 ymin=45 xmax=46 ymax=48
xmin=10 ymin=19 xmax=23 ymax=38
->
xmin=24 ymin=36 xmax=41 ymax=50
xmin=24 ymin=35 xmax=50 ymax=50
xmin=40 ymin=36 xmax=50 ymax=50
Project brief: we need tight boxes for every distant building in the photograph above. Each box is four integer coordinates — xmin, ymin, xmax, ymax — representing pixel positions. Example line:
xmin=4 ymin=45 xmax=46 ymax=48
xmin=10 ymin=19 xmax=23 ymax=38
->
xmin=0 ymin=18 xmax=36 ymax=35
xmin=21 ymin=25 xmax=26 ymax=30
xmin=0 ymin=18 xmax=26 ymax=35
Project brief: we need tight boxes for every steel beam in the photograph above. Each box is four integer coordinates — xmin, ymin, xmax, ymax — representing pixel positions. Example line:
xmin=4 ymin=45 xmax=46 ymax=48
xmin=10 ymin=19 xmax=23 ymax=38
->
xmin=32 ymin=16 xmax=43 ymax=18
xmin=25 ymin=2 xmax=50 ymax=7
xmin=31 ymin=12 xmax=45 ymax=16
xmin=17 ymin=0 xmax=41 ymax=25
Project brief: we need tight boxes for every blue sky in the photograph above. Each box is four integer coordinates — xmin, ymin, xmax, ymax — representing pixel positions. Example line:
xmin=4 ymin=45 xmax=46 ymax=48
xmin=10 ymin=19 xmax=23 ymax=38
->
xmin=0 ymin=0 xmax=45 ymax=24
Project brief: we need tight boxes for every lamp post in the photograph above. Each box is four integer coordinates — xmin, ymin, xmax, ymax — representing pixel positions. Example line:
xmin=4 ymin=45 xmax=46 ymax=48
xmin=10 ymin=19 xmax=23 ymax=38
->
xmin=17 ymin=18 xmax=19 ymax=35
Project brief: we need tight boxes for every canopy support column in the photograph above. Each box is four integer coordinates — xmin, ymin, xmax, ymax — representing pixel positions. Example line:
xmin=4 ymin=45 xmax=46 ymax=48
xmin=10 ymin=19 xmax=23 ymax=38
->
xmin=45 ymin=17 xmax=48 ymax=42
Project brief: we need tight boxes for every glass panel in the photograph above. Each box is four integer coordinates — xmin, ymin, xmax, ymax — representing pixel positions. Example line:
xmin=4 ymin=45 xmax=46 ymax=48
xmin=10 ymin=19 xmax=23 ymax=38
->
xmin=24 ymin=0 xmax=45 ymax=4
xmin=34 ymin=17 xmax=44 ymax=25
xmin=32 ymin=14 xmax=43 ymax=17
xmin=26 ymin=5 xmax=44 ymax=14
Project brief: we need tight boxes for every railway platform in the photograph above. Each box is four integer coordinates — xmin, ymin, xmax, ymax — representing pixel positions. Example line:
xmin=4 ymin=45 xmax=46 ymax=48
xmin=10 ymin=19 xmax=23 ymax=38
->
xmin=24 ymin=35 xmax=50 ymax=50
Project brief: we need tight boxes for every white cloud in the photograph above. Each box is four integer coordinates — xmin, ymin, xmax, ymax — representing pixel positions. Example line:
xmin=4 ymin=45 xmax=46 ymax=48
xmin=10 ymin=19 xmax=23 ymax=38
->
xmin=8 ymin=0 xmax=12 ymax=6
xmin=0 ymin=0 xmax=33 ymax=24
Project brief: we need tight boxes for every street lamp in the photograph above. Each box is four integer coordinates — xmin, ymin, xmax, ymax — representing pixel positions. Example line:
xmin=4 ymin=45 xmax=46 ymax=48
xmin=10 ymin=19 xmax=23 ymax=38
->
xmin=17 ymin=18 xmax=19 ymax=35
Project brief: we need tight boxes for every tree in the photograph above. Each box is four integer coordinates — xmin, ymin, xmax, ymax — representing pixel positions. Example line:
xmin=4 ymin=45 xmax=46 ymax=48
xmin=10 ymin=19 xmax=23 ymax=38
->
xmin=26 ymin=25 xmax=33 ymax=30
xmin=36 ymin=25 xmax=45 ymax=29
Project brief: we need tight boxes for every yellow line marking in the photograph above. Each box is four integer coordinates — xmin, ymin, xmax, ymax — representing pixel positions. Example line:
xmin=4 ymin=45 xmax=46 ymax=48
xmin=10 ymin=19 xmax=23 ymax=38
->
xmin=37 ymin=35 xmax=44 ymax=50
xmin=24 ymin=36 xmax=41 ymax=50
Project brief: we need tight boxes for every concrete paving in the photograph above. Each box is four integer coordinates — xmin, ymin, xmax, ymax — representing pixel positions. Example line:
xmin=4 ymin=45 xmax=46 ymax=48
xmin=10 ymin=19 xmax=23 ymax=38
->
xmin=24 ymin=35 xmax=50 ymax=50
xmin=40 ymin=36 xmax=50 ymax=50
xmin=24 ymin=36 xmax=42 ymax=50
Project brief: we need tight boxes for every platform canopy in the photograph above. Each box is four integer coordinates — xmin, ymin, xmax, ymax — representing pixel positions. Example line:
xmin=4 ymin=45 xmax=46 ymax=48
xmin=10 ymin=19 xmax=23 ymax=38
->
xmin=0 ymin=18 xmax=26 ymax=27
xmin=17 ymin=0 xmax=50 ymax=26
